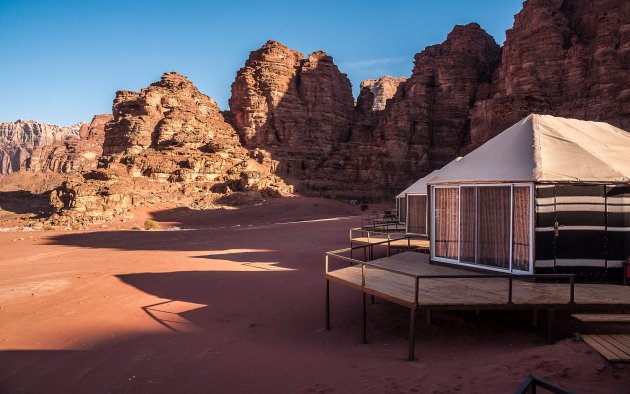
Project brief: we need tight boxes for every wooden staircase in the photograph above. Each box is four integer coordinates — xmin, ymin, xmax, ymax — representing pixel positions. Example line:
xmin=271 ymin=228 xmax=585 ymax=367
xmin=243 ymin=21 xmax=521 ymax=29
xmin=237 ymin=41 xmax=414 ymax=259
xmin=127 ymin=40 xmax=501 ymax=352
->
xmin=573 ymin=313 xmax=630 ymax=362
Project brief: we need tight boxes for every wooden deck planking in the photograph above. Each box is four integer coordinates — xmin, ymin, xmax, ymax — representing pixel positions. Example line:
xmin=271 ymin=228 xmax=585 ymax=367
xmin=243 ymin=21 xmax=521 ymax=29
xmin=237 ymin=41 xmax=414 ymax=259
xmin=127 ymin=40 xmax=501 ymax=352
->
xmin=573 ymin=314 xmax=630 ymax=323
xmin=327 ymin=252 xmax=630 ymax=309
xmin=584 ymin=334 xmax=630 ymax=362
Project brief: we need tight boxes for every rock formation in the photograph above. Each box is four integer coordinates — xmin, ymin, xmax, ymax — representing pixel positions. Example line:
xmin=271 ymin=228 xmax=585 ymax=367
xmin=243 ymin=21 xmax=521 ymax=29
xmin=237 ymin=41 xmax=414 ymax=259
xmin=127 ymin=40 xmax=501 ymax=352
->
xmin=50 ymin=72 xmax=292 ymax=224
xmin=0 ymin=120 xmax=81 ymax=174
xmin=229 ymin=0 xmax=630 ymax=201
xmin=5 ymin=0 xmax=630 ymax=215
xmin=229 ymin=25 xmax=501 ymax=200
xmin=229 ymin=41 xmax=355 ymax=181
xmin=27 ymin=114 xmax=112 ymax=173
xmin=469 ymin=0 xmax=630 ymax=147
xmin=360 ymin=76 xmax=406 ymax=111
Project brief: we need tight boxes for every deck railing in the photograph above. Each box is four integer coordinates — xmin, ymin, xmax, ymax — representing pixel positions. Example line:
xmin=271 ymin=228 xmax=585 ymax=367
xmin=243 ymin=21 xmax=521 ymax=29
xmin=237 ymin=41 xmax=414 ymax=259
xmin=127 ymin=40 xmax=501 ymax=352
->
xmin=326 ymin=244 xmax=576 ymax=308
xmin=360 ymin=211 xmax=404 ymax=232
xmin=515 ymin=375 xmax=574 ymax=394
xmin=325 ymin=241 xmax=576 ymax=360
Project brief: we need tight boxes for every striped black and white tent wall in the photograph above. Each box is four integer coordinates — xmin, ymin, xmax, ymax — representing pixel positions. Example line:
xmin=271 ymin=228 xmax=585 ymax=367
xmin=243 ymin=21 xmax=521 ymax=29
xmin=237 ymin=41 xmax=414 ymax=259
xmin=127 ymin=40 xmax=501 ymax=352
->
xmin=424 ymin=114 xmax=630 ymax=283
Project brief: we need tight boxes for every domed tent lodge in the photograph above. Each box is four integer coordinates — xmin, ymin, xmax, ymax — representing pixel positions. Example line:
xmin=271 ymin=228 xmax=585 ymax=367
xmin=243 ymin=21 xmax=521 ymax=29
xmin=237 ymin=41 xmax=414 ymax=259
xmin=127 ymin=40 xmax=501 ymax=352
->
xmin=416 ymin=114 xmax=630 ymax=283
xmin=326 ymin=115 xmax=630 ymax=361
xmin=395 ymin=170 xmax=438 ymax=234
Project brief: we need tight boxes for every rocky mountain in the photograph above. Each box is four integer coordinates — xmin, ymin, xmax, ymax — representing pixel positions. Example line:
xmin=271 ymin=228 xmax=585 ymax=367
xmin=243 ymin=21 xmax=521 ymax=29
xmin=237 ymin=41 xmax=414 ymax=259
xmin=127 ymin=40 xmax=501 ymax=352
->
xmin=49 ymin=72 xmax=292 ymax=224
xmin=360 ymin=76 xmax=407 ymax=111
xmin=26 ymin=114 xmax=112 ymax=174
xmin=0 ymin=120 xmax=82 ymax=175
xmin=229 ymin=24 xmax=501 ymax=199
xmin=3 ymin=0 xmax=629 ymax=222
xmin=228 ymin=0 xmax=629 ymax=200
xmin=469 ymin=0 xmax=630 ymax=147
xmin=230 ymin=41 xmax=356 ymax=182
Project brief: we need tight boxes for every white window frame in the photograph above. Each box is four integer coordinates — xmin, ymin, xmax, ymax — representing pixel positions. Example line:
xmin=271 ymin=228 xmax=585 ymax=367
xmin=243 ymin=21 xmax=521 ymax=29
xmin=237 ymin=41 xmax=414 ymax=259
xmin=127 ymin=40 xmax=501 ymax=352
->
xmin=430 ymin=183 xmax=534 ymax=274
xmin=405 ymin=193 xmax=429 ymax=236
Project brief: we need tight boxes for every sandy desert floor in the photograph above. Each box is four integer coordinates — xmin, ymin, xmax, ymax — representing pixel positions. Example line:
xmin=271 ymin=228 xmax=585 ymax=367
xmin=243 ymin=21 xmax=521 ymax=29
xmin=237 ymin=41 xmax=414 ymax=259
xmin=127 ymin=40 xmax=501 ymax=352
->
xmin=0 ymin=197 xmax=628 ymax=393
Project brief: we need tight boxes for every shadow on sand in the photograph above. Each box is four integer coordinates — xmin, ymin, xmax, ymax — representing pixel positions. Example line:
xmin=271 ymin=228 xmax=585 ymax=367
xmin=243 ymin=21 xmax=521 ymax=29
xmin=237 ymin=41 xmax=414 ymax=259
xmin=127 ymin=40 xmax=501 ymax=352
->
xmin=0 ymin=190 xmax=53 ymax=217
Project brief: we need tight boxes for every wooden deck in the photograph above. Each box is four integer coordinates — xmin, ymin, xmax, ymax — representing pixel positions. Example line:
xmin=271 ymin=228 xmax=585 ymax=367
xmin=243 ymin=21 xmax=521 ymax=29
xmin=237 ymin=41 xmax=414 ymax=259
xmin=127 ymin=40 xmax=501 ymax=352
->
xmin=325 ymin=250 xmax=630 ymax=360
xmin=583 ymin=334 xmax=630 ymax=362
xmin=326 ymin=252 xmax=630 ymax=310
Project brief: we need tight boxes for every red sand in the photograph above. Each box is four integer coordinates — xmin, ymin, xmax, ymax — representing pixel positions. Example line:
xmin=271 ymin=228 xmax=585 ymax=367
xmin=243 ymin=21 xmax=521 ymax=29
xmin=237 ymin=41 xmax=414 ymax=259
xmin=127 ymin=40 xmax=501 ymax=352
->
xmin=0 ymin=197 xmax=628 ymax=393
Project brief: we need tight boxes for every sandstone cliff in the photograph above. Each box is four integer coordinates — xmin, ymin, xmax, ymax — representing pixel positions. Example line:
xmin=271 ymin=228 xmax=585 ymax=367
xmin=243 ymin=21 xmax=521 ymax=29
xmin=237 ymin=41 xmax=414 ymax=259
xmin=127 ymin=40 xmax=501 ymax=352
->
xmin=50 ymin=73 xmax=292 ymax=224
xmin=469 ymin=0 xmax=630 ymax=147
xmin=0 ymin=120 xmax=82 ymax=174
xmin=27 ymin=114 xmax=112 ymax=174
xmin=229 ymin=25 xmax=501 ymax=200
xmin=229 ymin=41 xmax=355 ymax=181
xmin=360 ymin=76 xmax=407 ymax=111
xmin=5 ymin=0 xmax=630 ymax=213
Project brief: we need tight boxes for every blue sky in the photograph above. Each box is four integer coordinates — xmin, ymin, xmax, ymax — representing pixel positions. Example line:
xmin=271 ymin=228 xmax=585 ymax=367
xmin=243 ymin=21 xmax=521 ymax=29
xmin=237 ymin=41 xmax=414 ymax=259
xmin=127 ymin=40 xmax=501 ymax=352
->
xmin=0 ymin=0 xmax=523 ymax=125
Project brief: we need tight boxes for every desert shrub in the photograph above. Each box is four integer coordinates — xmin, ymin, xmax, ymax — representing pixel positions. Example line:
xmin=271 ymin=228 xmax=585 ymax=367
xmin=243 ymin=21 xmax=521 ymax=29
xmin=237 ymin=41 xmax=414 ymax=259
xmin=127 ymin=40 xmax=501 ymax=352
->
xmin=43 ymin=224 xmax=55 ymax=231
xmin=144 ymin=219 xmax=159 ymax=230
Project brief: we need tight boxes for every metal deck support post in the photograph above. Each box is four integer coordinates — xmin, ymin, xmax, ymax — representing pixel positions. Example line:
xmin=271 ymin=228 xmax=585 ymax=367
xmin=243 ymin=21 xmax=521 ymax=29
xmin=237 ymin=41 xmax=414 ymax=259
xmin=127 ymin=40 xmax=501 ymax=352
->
xmin=408 ymin=308 xmax=416 ymax=361
xmin=427 ymin=310 xmax=432 ymax=326
xmin=532 ymin=309 xmax=538 ymax=327
xmin=362 ymin=292 xmax=367 ymax=344
xmin=325 ymin=279 xmax=330 ymax=330
xmin=371 ymin=295 xmax=375 ymax=305
xmin=548 ymin=309 xmax=556 ymax=344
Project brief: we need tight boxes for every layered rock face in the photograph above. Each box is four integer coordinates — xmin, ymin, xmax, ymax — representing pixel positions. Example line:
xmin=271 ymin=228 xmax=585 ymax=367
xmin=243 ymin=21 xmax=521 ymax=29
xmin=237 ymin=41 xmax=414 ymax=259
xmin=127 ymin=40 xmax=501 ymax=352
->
xmin=27 ymin=114 xmax=112 ymax=173
xmin=0 ymin=120 xmax=81 ymax=174
xmin=51 ymin=72 xmax=292 ymax=223
xmin=469 ymin=0 xmax=630 ymax=146
xmin=379 ymin=23 xmax=501 ymax=171
xmin=229 ymin=26 xmax=501 ymax=200
xmin=229 ymin=41 xmax=355 ymax=180
xmin=360 ymin=76 xmax=407 ymax=111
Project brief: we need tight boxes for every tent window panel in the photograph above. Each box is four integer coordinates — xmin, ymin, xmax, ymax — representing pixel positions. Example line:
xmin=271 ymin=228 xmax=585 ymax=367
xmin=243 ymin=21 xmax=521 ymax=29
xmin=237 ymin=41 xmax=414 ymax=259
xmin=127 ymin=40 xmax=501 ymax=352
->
xmin=512 ymin=186 xmax=530 ymax=271
xmin=477 ymin=186 xmax=511 ymax=269
xmin=459 ymin=187 xmax=476 ymax=263
xmin=407 ymin=195 xmax=427 ymax=234
xmin=434 ymin=188 xmax=459 ymax=259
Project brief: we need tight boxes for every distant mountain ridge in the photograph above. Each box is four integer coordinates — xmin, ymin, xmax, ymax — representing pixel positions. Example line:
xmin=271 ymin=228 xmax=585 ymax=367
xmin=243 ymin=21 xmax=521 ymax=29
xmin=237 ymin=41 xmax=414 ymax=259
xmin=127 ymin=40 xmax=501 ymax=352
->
xmin=0 ymin=119 xmax=83 ymax=174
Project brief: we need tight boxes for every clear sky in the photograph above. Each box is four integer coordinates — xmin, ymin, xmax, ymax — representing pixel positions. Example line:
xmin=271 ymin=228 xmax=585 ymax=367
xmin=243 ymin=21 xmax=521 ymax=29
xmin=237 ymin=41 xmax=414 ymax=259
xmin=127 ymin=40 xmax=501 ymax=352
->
xmin=0 ymin=0 xmax=523 ymax=125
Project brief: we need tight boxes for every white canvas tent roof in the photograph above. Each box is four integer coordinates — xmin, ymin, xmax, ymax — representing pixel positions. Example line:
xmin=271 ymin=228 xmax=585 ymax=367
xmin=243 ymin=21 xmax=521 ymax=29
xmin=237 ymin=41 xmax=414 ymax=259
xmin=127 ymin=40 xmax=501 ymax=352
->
xmin=396 ymin=170 xmax=440 ymax=197
xmin=428 ymin=114 xmax=630 ymax=184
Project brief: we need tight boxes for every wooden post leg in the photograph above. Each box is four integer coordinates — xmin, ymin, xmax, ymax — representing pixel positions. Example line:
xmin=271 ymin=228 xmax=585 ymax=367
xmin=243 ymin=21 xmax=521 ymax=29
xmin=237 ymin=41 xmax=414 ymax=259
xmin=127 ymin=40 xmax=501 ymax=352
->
xmin=548 ymin=309 xmax=556 ymax=344
xmin=362 ymin=292 xmax=367 ymax=344
xmin=325 ymin=280 xmax=330 ymax=330
xmin=409 ymin=308 xmax=416 ymax=361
